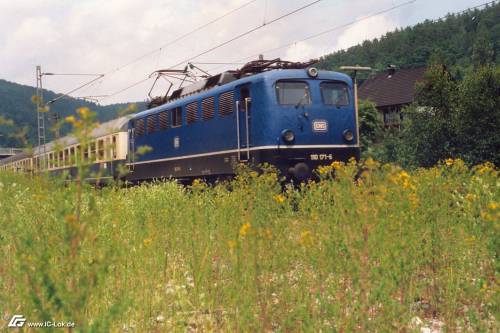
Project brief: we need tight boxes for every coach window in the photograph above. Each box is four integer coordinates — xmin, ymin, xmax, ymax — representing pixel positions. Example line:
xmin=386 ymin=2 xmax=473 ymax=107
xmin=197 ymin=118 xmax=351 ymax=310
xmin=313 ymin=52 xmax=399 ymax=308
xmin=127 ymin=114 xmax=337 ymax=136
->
xmin=320 ymin=82 xmax=349 ymax=106
xmin=112 ymin=135 xmax=117 ymax=159
xmin=98 ymin=139 xmax=105 ymax=161
xmin=90 ymin=141 xmax=97 ymax=162
xmin=275 ymin=81 xmax=311 ymax=106
xmin=171 ymin=107 xmax=182 ymax=128
xmin=70 ymin=147 xmax=75 ymax=165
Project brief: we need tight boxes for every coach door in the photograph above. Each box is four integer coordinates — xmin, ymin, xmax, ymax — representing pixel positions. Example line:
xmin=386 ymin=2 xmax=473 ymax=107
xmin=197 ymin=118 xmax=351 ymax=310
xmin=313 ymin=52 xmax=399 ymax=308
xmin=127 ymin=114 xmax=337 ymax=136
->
xmin=128 ymin=127 xmax=135 ymax=171
xmin=236 ymin=85 xmax=252 ymax=161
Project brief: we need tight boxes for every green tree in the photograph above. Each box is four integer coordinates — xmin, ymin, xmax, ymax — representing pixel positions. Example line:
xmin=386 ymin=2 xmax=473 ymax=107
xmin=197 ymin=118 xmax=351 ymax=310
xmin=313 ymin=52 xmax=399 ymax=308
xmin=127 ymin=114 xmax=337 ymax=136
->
xmin=398 ymin=64 xmax=458 ymax=167
xmin=358 ymin=100 xmax=383 ymax=154
xmin=455 ymin=65 xmax=500 ymax=165
xmin=472 ymin=24 xmax=495 ymax=68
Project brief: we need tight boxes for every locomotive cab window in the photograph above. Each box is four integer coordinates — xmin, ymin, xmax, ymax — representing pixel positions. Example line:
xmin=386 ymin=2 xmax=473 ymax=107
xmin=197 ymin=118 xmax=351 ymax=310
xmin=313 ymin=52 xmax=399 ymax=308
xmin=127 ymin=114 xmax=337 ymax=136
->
xmin=275 ymin=81 xmax=311 ymax=106
xmin=320 ymin=82 xmax=349 ymax=106
xmin=171 ymin=107 xmax=182 ymax=128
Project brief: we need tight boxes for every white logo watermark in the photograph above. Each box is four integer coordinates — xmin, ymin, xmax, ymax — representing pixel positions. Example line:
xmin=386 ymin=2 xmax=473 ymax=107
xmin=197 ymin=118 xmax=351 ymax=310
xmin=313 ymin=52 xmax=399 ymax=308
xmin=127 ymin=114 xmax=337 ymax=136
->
xmin=7 ymin=315 xmax=26 ymax=328
xmin=6 ymin=314 xmax=75 ymax=329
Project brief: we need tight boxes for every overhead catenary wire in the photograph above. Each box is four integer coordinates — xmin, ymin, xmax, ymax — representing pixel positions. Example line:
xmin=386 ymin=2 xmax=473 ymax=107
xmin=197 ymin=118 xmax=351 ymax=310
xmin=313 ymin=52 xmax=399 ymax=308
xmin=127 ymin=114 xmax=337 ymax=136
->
xmin=208 ymin=0 xmax=498 ymax=72
xmin=104 ymin=0 xmax=259 ymax=77
xmin=58 ymin=0 xmax=260 ymax=102
xmin=100 ymin=0 xmax=498 ymax=103
xmin=101 ymin=0 xmax=324 ymax=102
xmin=165 ymin=0 xmax=324 ymax=69
xmin=207 ymin=0 xmax=418 ymax=72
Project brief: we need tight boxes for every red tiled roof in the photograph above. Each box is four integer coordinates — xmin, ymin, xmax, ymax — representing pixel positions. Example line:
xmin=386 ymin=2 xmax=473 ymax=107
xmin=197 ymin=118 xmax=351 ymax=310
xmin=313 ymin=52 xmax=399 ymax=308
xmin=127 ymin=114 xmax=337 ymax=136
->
xmin=358 ymin=67 xmax=426 ymax=107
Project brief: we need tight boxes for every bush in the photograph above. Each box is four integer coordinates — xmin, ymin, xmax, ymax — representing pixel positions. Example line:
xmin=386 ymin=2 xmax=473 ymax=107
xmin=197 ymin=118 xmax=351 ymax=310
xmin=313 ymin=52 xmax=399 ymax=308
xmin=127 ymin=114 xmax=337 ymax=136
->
xmin=1 ymin=161 xmax=498 ymax=331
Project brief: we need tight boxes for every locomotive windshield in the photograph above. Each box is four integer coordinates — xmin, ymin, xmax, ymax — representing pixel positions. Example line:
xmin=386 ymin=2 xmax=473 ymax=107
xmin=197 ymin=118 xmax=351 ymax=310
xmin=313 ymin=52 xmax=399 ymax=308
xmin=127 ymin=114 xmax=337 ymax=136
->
xmin=275 ymin=81 xmax=311 ymax=106
xmin=320 ymin=82 xmax=349 ymax=106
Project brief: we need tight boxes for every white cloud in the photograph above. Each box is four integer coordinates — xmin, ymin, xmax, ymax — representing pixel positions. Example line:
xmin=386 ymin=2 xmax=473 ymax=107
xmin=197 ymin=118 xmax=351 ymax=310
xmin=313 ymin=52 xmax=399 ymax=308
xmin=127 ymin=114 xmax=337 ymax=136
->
xmin=334 ymin=15 xmax=397 ymax=51
xmin=0 ymin=0 xmax=485 ymax=104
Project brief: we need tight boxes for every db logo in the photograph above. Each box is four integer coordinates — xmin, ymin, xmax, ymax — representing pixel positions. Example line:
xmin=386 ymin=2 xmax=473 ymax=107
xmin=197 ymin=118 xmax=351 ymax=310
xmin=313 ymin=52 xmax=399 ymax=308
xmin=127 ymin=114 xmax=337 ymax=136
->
xmin=8 ymin=315 xmax=26 ymax=328
xmin=312 ymin=120 xmax=328 ymax=132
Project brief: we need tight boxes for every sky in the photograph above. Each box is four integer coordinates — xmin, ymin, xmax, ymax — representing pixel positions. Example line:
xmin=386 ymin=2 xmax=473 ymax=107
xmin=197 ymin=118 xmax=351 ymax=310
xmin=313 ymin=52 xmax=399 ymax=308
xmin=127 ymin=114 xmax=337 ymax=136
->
xmin=0 ymin=0 xmax=491 ymax=104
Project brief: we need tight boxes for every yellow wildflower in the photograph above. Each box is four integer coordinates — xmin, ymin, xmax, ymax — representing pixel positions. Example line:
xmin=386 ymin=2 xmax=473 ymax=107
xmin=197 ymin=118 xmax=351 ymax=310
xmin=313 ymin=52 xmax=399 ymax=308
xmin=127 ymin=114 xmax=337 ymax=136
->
xmin=249 ymin=171 xmax=258 ymax=178
xmin=445 ymin=158 xmax=454 ymax=167
xmin=65 ymin=115 xmax=76 ymax=123
xmin=476 ymin=162 xmax=495 ymax=175
xmin=480 ymin=211 xmax=496 ymax=222
xmin=192 ymin=178 xmax=202 ymax=187
xmin=64 ymin=214 xmax=77 ymax=223
xmin=409 ymin=193 xmax=420 ymax=210
xmin=264 ymin=228 xmax=273 ymax=240
xmin=273 ymin=194 xmax=285 ymax=204
xmin=399 ymin=170 xmax=410 ymax=181
xmin=77 ymin=107 xmax=90 ymax=119
xmin=364 ymin=158 xmax=380 ymax=169
xmin=330 ymin=161 xmax=343 ymax=170
xmin=143 ymin=238 xmax=153 ymax=246
xmin=488 ymin=202 xmax=498 ymax=210
xmin=299 ymin=230 xmax=314 ymax=247
xmin=318 ymin=165 xmax=332 ymax=175
xmin=239 ymin=222 xmax=251 ymax=237
xmin=465 ymin=193 xmax=477 ymax=202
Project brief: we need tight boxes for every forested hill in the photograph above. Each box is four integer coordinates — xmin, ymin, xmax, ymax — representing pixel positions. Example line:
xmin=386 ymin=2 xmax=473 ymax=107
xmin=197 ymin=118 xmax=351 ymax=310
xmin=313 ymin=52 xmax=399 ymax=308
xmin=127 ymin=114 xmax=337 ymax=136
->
xmin=0 ymin=79 xmax=145 ymax=147
xmin=317 ymin=2 xmax=500 ymax=71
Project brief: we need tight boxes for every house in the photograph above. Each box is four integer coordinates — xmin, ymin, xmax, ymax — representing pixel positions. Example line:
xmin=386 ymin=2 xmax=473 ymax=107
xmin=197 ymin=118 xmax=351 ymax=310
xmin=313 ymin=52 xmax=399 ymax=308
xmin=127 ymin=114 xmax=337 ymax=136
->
xmin=358 ymin=66 xmax=426 ymax=127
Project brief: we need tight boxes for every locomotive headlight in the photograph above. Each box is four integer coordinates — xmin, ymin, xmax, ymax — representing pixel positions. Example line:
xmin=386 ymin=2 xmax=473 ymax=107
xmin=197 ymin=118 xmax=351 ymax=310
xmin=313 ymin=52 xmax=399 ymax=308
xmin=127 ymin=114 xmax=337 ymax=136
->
xmin=281 ymin=129 xmax=295 ymax=143
xmin=307 ymin=67 xmax=318 ymax=78
xmin=343 ymin=129 xmax=354 ymax=142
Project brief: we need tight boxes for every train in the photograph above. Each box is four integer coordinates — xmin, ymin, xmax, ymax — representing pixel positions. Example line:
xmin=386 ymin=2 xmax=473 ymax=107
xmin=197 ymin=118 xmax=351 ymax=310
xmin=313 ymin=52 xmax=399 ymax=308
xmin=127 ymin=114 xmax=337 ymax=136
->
xmin=0 ymin=59 xmax=360 ymax=182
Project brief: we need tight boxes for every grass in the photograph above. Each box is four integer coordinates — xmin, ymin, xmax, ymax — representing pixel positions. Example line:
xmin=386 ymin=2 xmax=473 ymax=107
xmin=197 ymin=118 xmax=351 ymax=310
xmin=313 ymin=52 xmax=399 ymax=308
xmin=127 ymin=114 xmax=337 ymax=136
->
xmin=0 ymin=159 xmax=498 ymax=332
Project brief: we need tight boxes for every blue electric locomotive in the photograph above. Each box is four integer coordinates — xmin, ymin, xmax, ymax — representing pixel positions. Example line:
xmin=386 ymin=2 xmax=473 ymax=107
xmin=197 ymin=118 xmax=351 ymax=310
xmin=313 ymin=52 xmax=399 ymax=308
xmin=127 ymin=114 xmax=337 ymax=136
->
xmin=126 ymin=59 xmax=359 ymax=181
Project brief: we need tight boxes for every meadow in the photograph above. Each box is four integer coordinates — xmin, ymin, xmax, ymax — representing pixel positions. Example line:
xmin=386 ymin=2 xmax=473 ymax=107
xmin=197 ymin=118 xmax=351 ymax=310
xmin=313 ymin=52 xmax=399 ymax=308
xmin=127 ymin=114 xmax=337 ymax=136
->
xmin=0 ymin=159 xmax=498 ymax=332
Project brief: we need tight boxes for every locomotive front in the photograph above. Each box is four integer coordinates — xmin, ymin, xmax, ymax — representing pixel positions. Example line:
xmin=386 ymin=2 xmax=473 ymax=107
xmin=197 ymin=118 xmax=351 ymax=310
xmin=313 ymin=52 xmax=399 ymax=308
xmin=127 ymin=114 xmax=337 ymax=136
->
xmin=251 ymin=68 xmax=360 ymax=180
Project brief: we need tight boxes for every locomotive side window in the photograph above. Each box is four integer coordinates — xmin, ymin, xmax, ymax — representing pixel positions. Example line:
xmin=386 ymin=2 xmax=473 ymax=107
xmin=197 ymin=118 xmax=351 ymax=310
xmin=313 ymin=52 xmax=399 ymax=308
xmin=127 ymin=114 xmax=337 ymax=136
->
xmin=147 ymin=115 xmax=156 ymax=133
xmin=135 ymin=118 xmax=145 ymax=136
xmin=158 ymin=111 xmax=169 ymax=130
xmin=320 ymin=82 xmax=349 ymax=106
xmin=186 ymin=102 xmax=198 ymax=124
xmin=275 ymin=81 xmax=311 ymax=106
xmin=219 ymin=91 xmax=234 ymax=116
xmin=202 ymin=96 xmax=215 ymax=120
xmin=171 ymin=107 xmax=182 ymax=128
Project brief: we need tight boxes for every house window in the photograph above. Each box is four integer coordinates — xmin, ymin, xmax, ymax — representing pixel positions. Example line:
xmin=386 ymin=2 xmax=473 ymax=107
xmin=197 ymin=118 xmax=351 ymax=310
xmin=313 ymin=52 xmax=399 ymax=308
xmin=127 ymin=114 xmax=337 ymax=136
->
xmin=171 ymin=107 xmax=182 ymax=127
xmin=202 ymin=96 xmax=215 ymax=120
xmin=219 ymin=91 xmax=234 ymax=116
